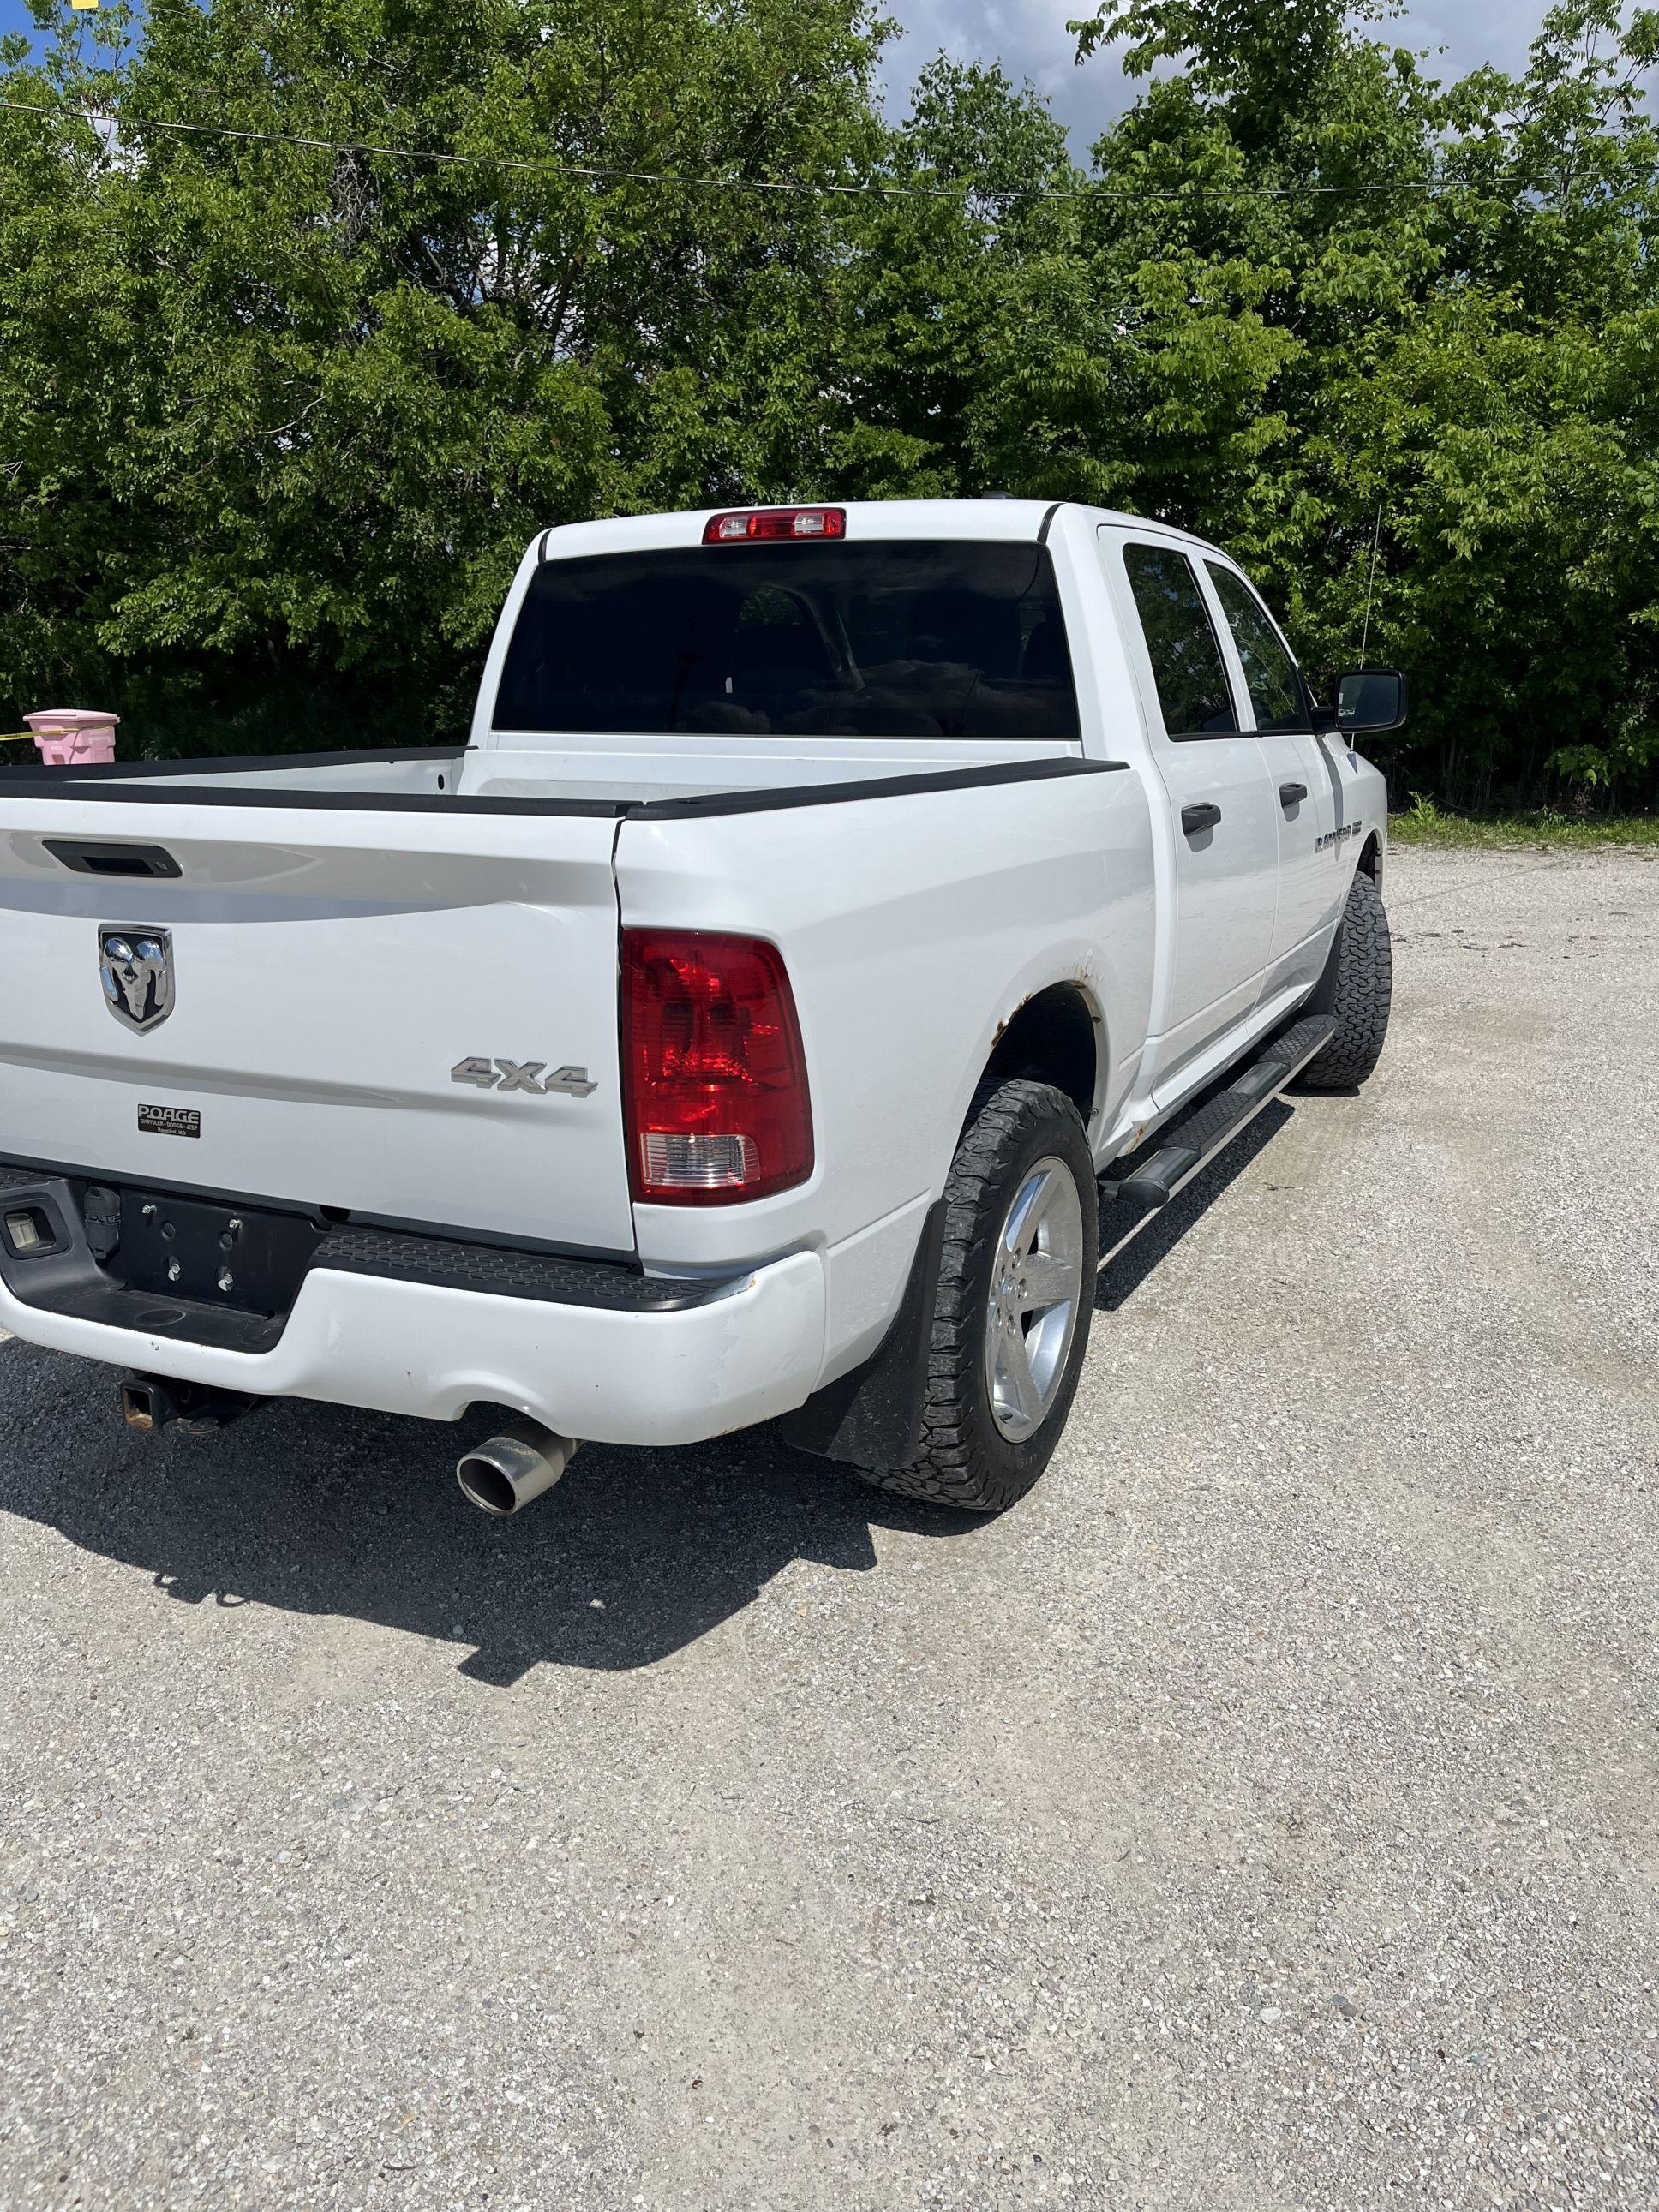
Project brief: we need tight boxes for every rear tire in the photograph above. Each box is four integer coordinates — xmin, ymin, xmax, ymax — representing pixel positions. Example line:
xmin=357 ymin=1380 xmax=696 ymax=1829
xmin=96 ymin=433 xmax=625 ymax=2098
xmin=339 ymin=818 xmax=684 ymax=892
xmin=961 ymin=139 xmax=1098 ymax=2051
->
xmin=1299 ymin=868 xmax=1393 ymax=1091
xmin=856 ymin=1079 xmax=1098 ymax=1515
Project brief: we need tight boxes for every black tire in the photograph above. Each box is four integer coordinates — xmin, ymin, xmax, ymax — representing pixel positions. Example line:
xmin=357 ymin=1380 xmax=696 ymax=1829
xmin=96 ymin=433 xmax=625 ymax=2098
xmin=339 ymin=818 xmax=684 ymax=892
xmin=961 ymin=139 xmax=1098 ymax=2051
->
xmin=1299 ymin=868 xmax=1393 ymax=1091
xmin=857 ymin=1079 xmax=1098 ymax=1515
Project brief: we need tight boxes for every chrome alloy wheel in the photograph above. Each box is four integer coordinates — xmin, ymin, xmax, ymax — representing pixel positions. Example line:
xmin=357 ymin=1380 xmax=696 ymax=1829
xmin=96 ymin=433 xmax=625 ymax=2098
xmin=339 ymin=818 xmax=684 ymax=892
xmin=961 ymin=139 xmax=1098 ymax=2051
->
xmin=983 ymin=1154 xmax=1086 ymax=1444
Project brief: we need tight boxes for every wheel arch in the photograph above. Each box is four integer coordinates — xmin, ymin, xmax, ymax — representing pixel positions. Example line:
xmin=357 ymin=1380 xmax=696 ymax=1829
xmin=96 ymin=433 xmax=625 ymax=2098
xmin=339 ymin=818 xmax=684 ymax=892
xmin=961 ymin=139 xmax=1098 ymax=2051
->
xmin=785 ymin=983 xmax=1107 ymax=1484
xmin=979 ymin=980 xmax=1103 ymax=1135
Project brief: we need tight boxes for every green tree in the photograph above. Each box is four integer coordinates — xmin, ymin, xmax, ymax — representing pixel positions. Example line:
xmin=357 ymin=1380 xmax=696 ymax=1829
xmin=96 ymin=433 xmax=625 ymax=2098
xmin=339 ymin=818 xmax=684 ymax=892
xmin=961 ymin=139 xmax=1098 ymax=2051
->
xmin=3 ymin=0 xmax=1657 ymax=809
xmin=1051 ymin=0 xmax=1659 ymax=806
xmin=0 ymin=0 xmax=883 ymax=750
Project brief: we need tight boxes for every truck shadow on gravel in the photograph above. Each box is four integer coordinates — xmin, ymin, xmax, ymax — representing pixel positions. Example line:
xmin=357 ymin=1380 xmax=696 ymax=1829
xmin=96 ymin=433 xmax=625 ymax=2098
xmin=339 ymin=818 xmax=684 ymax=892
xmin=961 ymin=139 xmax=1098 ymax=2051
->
xmin=0 ymin=1340 xmax=979 ymax=1682
xmin=0 ymin=1103 xmax=1294 ymax=1683
xmin=1096 ymin=1102 xmax=1292 ymax=1310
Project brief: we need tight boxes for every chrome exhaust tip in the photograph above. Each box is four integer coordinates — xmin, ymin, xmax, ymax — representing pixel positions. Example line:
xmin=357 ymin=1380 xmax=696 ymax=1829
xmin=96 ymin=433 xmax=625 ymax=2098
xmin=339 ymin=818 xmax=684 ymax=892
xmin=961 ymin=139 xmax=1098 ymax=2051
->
xmin=456 ymin=1423 xmax=579 ymax=1517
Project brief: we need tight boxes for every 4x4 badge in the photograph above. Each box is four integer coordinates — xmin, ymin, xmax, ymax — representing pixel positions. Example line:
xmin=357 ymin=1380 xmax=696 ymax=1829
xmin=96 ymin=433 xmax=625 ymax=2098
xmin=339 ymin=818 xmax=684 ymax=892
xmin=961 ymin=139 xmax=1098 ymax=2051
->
xmin=99 ymin=926 xmax=175 ymax=1034
xmin=451 ymin=1057 xmax=597 ymax=1098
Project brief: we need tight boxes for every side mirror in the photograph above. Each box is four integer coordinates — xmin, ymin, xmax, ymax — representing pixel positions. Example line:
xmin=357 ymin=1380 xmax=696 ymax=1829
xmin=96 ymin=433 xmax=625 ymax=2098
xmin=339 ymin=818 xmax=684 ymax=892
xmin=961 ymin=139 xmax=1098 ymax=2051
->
xmin=1333 ymin=667 xmax=1409 ymax=738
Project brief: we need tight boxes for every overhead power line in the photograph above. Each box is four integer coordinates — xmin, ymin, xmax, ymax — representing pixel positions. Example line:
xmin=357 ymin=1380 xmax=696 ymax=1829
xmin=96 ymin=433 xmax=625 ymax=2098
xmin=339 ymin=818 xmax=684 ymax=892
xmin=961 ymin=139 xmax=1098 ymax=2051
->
xmin=0 ymin=93 xmax=1456 ymax=205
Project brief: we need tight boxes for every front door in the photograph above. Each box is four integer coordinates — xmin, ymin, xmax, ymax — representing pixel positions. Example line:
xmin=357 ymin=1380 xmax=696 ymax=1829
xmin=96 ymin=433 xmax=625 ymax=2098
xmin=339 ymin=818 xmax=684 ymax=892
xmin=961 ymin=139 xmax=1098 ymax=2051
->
xmin=1102 ymin=530 xmax=1280 ymax=1084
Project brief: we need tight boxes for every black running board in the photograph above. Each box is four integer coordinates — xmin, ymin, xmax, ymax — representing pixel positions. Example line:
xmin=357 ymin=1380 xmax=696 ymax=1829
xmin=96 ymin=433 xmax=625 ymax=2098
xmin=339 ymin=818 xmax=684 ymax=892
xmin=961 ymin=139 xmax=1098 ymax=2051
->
xmin=1098 ymin=1013 xmax=1337 ymax=1270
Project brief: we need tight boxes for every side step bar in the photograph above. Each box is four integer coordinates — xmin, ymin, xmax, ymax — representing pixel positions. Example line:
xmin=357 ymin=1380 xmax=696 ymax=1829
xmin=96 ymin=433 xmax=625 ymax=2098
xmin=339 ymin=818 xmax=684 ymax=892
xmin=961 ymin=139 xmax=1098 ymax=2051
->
xmin=1098 ymin=1013 xmax=1337 ymax=1270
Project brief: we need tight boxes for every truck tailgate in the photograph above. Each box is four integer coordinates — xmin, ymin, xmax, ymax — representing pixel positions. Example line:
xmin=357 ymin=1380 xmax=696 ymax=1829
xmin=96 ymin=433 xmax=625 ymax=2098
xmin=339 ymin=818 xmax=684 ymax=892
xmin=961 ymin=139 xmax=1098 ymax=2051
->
xmin=0 ymin=798 xmax=635 ymax=1253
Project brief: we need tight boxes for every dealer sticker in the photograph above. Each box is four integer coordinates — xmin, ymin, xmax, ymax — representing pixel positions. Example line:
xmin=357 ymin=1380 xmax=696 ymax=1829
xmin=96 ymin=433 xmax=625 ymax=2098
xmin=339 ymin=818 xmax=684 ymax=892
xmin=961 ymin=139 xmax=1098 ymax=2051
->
xmin=138 ymin=1104 xmax=201 ymax=1139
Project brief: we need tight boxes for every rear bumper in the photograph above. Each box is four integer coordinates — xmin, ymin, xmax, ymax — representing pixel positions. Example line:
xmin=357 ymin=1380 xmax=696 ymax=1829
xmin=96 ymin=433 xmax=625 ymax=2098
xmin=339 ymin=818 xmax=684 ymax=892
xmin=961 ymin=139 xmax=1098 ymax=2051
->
xmin=0 ymin=1246 xmax=828 ymax=1447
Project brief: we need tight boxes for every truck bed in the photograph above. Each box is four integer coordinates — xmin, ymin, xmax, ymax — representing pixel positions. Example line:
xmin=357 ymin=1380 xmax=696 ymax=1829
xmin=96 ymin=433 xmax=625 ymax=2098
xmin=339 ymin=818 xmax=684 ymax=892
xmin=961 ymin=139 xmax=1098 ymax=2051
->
xmin=0 ymin=741 xmax=1124 ymax=1264
xmin=4 ymin=735 xmax=1092 ymax=815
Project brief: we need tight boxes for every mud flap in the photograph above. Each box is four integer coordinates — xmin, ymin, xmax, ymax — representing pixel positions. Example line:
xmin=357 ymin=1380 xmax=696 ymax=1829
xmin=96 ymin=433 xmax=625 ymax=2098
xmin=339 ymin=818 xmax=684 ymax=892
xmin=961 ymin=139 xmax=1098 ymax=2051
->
xmin=777 ymin=1200 xmax=945 ymax=1473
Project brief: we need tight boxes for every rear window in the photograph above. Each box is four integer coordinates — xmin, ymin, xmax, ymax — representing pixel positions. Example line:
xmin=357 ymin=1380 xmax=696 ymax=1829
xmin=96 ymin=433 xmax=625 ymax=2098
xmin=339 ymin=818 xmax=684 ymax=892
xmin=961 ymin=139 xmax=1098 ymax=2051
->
xmin=494 ymin=541 xmax=1079 ymax=739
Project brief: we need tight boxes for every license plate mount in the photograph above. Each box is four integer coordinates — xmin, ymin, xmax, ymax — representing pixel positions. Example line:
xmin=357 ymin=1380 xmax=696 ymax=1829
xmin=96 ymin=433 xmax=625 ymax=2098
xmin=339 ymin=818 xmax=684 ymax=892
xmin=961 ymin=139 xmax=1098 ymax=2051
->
xmin=113 ymin=1189 xmax=324 ymax=1316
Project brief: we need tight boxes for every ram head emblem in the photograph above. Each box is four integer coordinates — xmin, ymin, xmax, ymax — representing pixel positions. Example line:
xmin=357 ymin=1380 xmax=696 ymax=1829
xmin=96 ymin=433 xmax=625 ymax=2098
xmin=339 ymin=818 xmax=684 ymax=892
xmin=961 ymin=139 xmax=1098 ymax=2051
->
xmin=99 ymin=927 xmax=175 ymax=1034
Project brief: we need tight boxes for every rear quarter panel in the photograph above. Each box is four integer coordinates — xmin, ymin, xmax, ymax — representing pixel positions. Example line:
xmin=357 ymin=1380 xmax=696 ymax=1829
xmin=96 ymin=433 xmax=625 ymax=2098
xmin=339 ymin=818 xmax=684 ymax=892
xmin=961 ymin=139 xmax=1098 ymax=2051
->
xmin=615 ymin=767 xmax=1157 ymax=1348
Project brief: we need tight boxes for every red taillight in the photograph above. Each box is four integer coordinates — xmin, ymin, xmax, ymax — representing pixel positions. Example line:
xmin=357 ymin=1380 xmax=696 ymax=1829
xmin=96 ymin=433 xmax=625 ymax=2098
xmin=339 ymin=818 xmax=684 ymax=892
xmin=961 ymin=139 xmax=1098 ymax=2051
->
xmin=622 ymin=930 xmax=813 ymax=1205
xmin=702 ymin=506 xmax=847 ymax=545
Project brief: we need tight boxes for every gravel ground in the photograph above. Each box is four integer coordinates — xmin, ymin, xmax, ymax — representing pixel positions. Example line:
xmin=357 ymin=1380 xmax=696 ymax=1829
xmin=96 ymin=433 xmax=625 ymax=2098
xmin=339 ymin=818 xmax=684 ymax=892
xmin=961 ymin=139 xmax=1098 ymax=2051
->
xmin=1 ymin=846 xmax=1656 ymax=2212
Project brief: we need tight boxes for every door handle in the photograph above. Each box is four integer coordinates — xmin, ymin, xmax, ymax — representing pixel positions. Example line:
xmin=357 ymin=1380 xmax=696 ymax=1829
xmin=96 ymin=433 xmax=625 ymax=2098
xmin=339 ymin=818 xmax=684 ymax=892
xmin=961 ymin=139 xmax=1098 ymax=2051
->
xmin=1181 ymin=802 xmax=1223 ymax=835
xmin=1279 ymin=781 xmax=1309 ymax=807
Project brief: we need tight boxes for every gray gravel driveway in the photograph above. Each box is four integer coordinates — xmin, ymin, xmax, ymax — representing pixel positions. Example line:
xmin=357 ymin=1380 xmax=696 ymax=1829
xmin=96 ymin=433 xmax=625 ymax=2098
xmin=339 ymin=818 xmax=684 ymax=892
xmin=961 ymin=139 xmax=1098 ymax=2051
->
xmin=1 ymin=846 xmax=1656 ymax=2210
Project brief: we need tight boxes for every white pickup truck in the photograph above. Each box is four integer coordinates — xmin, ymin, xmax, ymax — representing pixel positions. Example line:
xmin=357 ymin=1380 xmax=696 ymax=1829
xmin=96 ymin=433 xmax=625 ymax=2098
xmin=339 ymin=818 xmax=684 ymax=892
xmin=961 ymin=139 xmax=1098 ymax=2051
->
xmin=0 ymin=499 xmax=1404 ymax=1515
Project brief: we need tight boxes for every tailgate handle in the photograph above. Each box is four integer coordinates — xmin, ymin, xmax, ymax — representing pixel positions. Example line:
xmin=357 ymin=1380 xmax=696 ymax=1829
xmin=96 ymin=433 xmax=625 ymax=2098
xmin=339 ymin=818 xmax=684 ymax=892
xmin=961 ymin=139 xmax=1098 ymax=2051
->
xmin=43 ymin=839 xmax=182 ymax=881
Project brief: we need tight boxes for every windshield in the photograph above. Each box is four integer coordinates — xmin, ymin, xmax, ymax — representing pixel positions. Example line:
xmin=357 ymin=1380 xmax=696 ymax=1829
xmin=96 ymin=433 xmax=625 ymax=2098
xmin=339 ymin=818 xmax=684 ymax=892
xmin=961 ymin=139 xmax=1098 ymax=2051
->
xmin=494 ymin=541 xmax=1079 ymax=739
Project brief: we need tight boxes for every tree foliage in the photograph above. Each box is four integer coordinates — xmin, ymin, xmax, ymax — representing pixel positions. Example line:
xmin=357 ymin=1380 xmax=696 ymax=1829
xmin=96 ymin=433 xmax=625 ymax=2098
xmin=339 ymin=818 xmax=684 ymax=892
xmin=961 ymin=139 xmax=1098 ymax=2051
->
xmin=3 ymin=0 xmax=1657 ymax=806
xmin=0 ymin=0 xmax=885 ymax=748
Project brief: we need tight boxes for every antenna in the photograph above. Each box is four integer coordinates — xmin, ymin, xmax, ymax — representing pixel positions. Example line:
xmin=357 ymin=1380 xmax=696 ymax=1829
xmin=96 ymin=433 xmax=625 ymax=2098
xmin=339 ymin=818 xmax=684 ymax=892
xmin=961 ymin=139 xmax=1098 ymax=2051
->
xmin=1359 ymin=503 xmax=1384 ymax=670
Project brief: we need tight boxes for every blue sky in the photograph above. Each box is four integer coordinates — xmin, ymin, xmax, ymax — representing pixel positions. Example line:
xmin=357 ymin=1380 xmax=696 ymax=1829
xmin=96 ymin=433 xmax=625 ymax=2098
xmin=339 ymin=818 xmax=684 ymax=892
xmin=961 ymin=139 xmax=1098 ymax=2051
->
xmin=0 ymin=0 xmax=1555 ymax=147
xmin=882 ymin=2 xmax=1549 ymax=145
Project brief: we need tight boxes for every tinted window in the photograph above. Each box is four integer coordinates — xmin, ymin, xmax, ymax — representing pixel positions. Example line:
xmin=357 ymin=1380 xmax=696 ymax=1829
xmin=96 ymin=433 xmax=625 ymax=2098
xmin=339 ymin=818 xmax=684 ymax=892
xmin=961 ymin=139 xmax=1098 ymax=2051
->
xmin=1123 ymin=547 xmax=1238 ymax=738
xmin=1207 ymin=565 xmax=1312 ymax=733
xmin=494 ymin=542 xmax=1078 ymax=739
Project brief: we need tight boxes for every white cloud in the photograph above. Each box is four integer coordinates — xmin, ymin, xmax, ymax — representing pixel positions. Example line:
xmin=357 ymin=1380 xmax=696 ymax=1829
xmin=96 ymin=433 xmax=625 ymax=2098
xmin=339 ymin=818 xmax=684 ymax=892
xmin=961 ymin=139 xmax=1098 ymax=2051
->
xmin=879 ymin=1 xmax=1554 ymax=149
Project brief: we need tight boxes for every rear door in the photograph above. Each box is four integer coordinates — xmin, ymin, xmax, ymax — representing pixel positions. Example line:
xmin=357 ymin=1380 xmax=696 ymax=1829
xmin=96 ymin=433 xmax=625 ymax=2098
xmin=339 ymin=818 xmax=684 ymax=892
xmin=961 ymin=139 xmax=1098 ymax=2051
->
xmin=0 ymin=796 xmax=635 ymax=1253
xmin=1203 ymin=559 xmax=1340 ymax=983
xmin=1102 ymin=530 xmax=1280 ymax=1070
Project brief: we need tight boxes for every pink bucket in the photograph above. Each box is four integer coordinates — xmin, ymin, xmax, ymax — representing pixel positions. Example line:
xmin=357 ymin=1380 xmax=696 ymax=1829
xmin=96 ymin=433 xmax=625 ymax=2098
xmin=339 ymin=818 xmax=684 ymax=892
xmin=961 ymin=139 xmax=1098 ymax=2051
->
xmin=24 ymin=709 xmax=120 ymax=766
